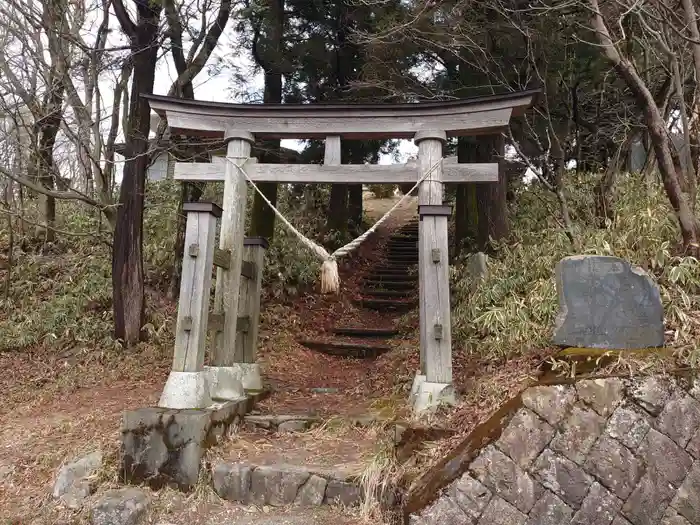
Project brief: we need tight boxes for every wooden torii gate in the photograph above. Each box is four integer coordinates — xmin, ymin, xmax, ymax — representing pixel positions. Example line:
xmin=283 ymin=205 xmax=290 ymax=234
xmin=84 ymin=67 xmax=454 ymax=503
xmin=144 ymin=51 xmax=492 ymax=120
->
xmin=146 ymin=91 xmax=536 ymax=413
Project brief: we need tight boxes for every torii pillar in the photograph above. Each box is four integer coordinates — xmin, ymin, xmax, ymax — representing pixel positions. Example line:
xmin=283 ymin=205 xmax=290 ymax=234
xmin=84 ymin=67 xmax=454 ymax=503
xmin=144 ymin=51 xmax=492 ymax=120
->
xmin=410 ymin=130 xmax=456 ymax=412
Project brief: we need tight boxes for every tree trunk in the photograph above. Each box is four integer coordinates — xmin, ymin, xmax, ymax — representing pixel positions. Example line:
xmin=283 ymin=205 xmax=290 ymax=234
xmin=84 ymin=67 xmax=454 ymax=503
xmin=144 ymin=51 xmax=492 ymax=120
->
xmin=454 ymin=137 xmax=478 ymax=256
xmin=347 ymin=184 xmax=363 ymax=235
xmin=250 ymin=0 xmax=284 ymax=241
xmin=456 ymin=136 xmax=507 ymax=252
xmin=112 ymin=3 xmax=162 ymax=346
xmin=328 ymin=184 xmax=348 ymax=235
xmin=476 ymin=144 xmax=508 ymax=251
xmin=34 ymin=83 xmax=64 ymax=243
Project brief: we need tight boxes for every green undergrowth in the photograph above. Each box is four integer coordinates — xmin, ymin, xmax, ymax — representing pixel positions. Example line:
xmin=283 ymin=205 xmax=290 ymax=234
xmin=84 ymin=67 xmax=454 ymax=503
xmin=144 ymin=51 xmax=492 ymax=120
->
xmin=0 ymin=180 xmax=362 ymax=350
xmin=451 ymin=173 xmax=700 ymax=368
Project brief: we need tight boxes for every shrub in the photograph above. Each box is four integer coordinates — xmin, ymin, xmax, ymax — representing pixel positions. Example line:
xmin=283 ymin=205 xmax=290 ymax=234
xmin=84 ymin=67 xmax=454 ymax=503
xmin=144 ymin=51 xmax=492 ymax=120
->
xmin=451 ymin=173 xmax=700 ymax=366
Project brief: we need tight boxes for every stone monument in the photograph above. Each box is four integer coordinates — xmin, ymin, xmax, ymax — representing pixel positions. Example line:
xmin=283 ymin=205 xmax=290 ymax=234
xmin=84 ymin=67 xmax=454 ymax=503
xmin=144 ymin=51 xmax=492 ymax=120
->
xmin=553 ymin=255 xmax=664 ymax=349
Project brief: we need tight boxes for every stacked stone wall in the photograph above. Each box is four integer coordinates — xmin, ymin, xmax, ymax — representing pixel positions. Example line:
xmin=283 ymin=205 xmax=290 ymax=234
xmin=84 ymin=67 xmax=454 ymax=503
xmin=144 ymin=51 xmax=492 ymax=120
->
xmin=410 ymin=376 xmax=700 ymax=525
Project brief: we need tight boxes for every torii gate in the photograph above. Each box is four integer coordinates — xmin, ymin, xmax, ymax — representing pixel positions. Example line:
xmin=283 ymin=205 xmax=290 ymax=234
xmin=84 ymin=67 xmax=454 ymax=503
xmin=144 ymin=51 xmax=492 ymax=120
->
xmin=146 ymin=91 xmax=536 ymax=413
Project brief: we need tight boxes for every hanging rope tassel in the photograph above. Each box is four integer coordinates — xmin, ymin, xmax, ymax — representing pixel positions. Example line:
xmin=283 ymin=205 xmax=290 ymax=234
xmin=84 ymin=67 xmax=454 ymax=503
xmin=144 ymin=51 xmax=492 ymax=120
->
xmin=320 ymin=258 xmax=340 ymax=294
xmin=230 ymin=157 xmax=443 ymax=294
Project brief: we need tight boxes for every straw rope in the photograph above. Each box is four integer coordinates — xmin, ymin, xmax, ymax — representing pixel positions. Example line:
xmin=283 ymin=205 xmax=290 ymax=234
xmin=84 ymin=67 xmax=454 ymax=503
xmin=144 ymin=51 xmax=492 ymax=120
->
xmin=227 ymin=156 xmax=443 ymax=293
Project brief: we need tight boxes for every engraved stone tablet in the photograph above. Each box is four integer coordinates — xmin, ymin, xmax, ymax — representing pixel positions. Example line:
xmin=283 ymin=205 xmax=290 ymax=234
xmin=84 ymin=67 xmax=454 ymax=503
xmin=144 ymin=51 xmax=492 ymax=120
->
xmin=553 ymin=255 xmax=663 ymax=349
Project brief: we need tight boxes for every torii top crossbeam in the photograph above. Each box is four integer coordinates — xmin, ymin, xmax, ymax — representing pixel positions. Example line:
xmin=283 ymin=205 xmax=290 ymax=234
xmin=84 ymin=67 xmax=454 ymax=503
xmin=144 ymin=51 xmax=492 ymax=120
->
xmin=144 ymin=91 xmax=537 ymax=140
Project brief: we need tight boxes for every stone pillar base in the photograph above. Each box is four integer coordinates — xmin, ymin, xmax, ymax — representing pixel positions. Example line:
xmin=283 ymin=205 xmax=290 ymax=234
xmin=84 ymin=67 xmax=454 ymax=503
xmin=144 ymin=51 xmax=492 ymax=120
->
xmin=159 ymin=371 xmax=212 ymax=409
xmin=230 ymin=363 xmax=263 ymax=391
xmin=410 ymin=372 xmax=457 ymax=414
xmin=205 ymin=366 xmax=245 ymax=400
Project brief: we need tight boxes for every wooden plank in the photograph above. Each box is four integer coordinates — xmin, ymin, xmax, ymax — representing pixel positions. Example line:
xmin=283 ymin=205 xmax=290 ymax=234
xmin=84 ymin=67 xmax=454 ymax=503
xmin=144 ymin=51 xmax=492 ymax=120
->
xmin=211 ymin=133 xmax=251 ymax=367
xmin=234 ymin=244 xmax=266 ymax=363
xmin=174 ymin=160 xmax=498 ymax=183
xmin=172 ymin=211 xmax=218 ymax=372
xmin=213 ymin=248 xmax=231 ymax=269
xmin=325 ymin=135 xmax=341 ymax=166
xmin=146 ymin=92 xmax=538 ymax=139
xmin=416 ymin=131 xmax=452 ymax=384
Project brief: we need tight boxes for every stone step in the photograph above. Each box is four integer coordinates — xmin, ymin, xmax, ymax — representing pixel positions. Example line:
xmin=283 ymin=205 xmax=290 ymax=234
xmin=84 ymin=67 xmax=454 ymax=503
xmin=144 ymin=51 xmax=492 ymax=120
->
xmin=354 ymin=298 xmax=417 ymax=312
xmin=389 ymin=237 xmax=418 ymax=244
xmin=332 ymin=327 xmax=399 ymax=337
xmin=370 ymin=269 xmax=416 ymax=277
xmin=363 ymin=279 xmax=417 ymax=290
xmin=387 ymin=248 xmax=418 ymax=254
xmin=365 ymin=273 xmax=417 ymax=282
xmin=244 ymin=414 xmax=321 ymax=433
xmin=298 ymin=339 xmax=392 ymax=358
xmin=212 ymin=461 xmax=364 ymax=508
xmin=387 ymin=245 xmax=419 ymax=252
xmin=361 ymin=288 xmax=412 ymax=298
xmin=376 ymin=261 xmax=415 ymax=268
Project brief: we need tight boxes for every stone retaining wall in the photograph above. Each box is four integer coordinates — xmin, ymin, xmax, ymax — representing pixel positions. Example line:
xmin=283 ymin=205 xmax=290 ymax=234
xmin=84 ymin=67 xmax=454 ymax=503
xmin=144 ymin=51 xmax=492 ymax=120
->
xmin=408 ymin=375 xmax=700 ymax=525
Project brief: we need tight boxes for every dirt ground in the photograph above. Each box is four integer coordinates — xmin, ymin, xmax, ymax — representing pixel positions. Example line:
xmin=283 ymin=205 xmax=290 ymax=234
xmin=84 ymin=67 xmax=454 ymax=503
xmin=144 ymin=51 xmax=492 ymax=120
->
xmin=0 ymin=195 xmax=420 ymax=524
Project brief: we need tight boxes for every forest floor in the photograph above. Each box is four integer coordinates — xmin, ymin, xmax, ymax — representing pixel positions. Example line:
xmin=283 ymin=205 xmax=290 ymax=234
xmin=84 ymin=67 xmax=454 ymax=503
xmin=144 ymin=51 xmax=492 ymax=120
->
xmin=0 ymin=193 xmax=546 ymax=524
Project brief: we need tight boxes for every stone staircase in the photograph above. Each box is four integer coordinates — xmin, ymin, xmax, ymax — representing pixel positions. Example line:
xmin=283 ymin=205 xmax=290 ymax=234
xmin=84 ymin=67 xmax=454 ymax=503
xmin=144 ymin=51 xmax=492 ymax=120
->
xmin=298 ymin=219 xmax=420 ymax=358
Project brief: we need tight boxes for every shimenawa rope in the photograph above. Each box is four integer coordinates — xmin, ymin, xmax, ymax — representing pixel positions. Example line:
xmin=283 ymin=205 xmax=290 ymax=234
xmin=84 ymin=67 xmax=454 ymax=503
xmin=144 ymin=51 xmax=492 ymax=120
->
xmin=228 ymin=157 xmax=443 ymax=293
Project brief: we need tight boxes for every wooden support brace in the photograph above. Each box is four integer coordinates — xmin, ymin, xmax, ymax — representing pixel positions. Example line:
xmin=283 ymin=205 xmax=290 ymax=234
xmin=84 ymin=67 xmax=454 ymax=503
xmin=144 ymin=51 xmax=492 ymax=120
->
xmin=172 ymin=203 xmax=221 ymax=372
xmin=234 ymin=236 xmax=268 ymax=363
xmin=213 ymin=248 xmax=231 ymax=269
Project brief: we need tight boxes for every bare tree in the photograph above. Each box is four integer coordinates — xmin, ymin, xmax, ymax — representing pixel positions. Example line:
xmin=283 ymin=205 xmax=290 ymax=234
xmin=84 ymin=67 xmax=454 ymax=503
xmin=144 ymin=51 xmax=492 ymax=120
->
xmin=586 ymin=0 xmax=700 ymax=254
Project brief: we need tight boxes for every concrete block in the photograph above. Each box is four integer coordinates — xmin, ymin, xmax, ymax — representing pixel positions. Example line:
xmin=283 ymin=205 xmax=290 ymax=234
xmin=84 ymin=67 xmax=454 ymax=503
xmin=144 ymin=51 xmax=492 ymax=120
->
xmin=158 ymin=371 xmax=212 ymax=409
xmin=205 ymin=366 xmax=245 ymax=400
xmin=410 ymin=373 xmax=456 ymax=414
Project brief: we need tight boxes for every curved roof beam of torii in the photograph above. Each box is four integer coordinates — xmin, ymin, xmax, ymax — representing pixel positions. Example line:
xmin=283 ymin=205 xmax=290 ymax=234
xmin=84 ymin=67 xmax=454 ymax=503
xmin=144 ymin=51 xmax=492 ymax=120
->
xmin=144 ymin=90 xmax=538 ymax=140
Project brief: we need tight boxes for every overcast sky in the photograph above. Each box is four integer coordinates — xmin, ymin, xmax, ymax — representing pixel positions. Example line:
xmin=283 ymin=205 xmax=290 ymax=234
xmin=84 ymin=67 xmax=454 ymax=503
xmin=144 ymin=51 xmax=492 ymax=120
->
xmin=144 ymin=25 xmax=419 ymax=166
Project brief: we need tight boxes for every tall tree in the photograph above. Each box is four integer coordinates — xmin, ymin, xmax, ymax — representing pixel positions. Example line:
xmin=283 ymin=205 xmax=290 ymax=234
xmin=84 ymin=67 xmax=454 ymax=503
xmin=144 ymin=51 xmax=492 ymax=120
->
xmin=112 ymin=0 xmax=163 ymax=345
xmin=249 ymin=0 xmax=286 ymax=241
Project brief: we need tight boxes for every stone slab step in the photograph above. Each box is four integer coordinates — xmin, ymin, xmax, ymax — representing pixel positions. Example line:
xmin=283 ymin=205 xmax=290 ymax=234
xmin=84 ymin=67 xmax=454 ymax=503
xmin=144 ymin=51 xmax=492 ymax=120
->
xmin=376 ymin=268 xmax=416 ymax=275
xmin=354 ymin=298 xmax=417 ymax=312
xmin=386 ymin=253 xmax=417 ymax=258
xmin=332 ymin=327 xmax=399 ymax=337
xmin=373 ymin=265 xmax=415 ymax=272
xmin=363 ymin=279 xmax=417 ymax=290
xmin=387 ymin=242 xmax=419 ymax=248
xmin=387 ymin=246 xmax=419 ymax=252
xmin=361 ymin=289 xmax=412 ymax=298
xmin=212 ymin=462 xmax=364 ymax=508
xmin=244 ymin=414 xmax=321 ymax=432
xmin=298 ymin=339 xmax=392 ymax=358
xmin=390 ymin=234 xmax=418 ymax=240
xmin=365 ymin=274 xmax=417 ymax=282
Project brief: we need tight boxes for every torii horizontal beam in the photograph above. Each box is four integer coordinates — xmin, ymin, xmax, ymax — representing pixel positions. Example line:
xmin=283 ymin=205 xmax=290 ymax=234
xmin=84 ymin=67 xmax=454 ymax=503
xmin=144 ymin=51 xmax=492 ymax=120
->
xmin=144 ymin=91 xmax=537 ymax=140
xmin=174 ymin=158 xmax=498 ymax=183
